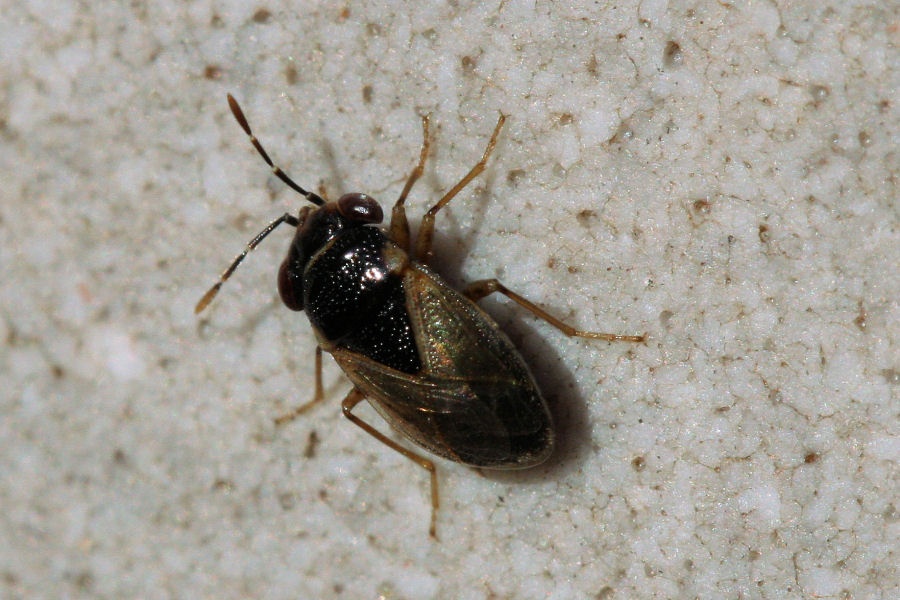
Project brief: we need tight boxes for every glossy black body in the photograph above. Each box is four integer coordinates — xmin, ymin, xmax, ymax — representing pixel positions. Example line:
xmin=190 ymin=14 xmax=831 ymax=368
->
xmin=279 ymin=195 xmax=554 ymax=468
xmin=280 ymin=204 xmax=421 ymax=374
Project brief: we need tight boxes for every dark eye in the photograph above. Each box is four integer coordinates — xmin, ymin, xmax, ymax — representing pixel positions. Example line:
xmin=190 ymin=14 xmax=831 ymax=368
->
xmin=337 ymin=193 xmax=383 ymax=224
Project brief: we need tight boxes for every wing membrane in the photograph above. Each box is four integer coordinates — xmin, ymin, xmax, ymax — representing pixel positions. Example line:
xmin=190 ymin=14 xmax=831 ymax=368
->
xmin=330 ymin=264 xmax=551 ymax=467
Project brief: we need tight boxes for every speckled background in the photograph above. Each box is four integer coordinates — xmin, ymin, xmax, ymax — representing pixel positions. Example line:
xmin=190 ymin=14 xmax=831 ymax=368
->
xmin=2 ymin=1 xmax=898 ymax=598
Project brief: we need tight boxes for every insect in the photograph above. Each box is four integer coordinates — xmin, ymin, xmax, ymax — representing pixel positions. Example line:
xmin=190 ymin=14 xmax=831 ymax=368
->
xmin=196 ymin=94 xmax=645 ymax=537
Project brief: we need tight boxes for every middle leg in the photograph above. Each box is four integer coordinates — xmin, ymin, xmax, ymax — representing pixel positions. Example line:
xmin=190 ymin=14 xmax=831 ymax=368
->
xmin=464 ymin=278 xmax=646 ymax=342
xmin=389 ymin=115 xmax=431 ymax=253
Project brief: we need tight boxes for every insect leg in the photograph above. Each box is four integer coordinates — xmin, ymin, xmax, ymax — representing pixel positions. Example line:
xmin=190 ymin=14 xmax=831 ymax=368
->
xmin=341 ymin=388 xmax=440 ymax=538
xmin=274 ymin=346 xmax=325 ymax=425
xmin=464 ymin=278 xmax=646 ymax=343
xmin=389 ymin=115 xmax=431 ymax=253
xmin=414 ymin=114 xmax=506 ymax=265
xmin=195 ymin=212 xmax=302 ymax=313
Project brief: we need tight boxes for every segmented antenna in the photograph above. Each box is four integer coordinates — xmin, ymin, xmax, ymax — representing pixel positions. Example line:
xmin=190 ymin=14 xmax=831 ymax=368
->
xmin=194 ymin=212 xmax=302 ymax=313
xmin=196 ymin=94 xmax=325 ymax=313
xmin=226 ymin=94 xmax=325 ymax=206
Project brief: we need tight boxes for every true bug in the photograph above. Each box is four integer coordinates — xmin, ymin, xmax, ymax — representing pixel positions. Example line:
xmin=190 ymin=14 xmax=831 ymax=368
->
xmin=197 ymin=94 xmax=644 ymax=537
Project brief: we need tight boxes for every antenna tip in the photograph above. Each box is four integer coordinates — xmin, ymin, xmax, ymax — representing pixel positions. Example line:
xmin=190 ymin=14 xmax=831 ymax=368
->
xmin=195 ymin=284 xmax=220 ymax=314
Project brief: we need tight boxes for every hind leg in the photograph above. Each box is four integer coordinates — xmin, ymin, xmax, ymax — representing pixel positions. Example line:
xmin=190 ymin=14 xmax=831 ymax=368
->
xmin=341 ymin=388 xmax=440 ymax=538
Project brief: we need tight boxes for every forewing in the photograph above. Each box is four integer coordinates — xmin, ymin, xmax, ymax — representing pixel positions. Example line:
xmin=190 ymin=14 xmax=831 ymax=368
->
xmin=331 ymin=267 xmax=552 ymax=467
xmin=332 ymin=348 xmax=514 ymax=464
xmin=404 ymin=265 xmax=535 ymax=384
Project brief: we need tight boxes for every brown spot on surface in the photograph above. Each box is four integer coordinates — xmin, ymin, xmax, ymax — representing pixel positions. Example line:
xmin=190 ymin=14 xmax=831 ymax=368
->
xmin=278 ymin=492 xmax=297 ymax=510
xmin=506 ymin=168 xmax=525 ymax=186
xmin=858 ymin=131 xmax=872 ymax=147
xmin=596 ymin=585 xmax=614 ymax=599
xmin=692 ymin=199 xmax=710 ymax=214
xmin=303 ymin=430 xmax=320 ymax=458
xmin=285 ymin=63 xmax=298 ymax=85
xmin=882 ymin=369 xmax=900 ymax=384
xmin=252 ymin=8 xmax=272 ymax=23
xmin=809 ymin=84 xmax=829 ymax=105
xmin=74 ymin=571 xmax=94 ymax=591
xmin=659 ymin=309 xmax=674 ymax=328
xmin=586 ymin=54 xmax=599 ymax=77
xmin=576 ymin=209 xmax=596 ymax=227
xmin=663 ymin=41 xmax=683 ymax=67
xmin=854 ymin=303 xmax=867 ymax=331
xmin=213 ymin=478 xmax=235 ymax=491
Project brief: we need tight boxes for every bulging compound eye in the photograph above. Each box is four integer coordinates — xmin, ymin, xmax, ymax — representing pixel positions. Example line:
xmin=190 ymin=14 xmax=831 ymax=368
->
xmin=337 ymin=193 xmax=383 ymax=224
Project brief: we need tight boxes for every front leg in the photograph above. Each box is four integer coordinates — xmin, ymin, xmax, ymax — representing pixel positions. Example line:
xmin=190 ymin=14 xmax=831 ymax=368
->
xmin=389 ymin=115 xmax=431 ymax=253
xmin=274 ymin=346 xmax=325 ymax=425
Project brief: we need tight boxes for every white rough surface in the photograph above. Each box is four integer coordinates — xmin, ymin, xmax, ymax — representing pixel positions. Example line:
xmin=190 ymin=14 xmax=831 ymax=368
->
xmin=2 ymin=0 xmax=898 ymax=598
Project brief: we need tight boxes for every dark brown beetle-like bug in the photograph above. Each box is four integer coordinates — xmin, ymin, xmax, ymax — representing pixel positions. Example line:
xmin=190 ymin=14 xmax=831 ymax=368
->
xmin=197 ymin=94 xmax=644 ymax=537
